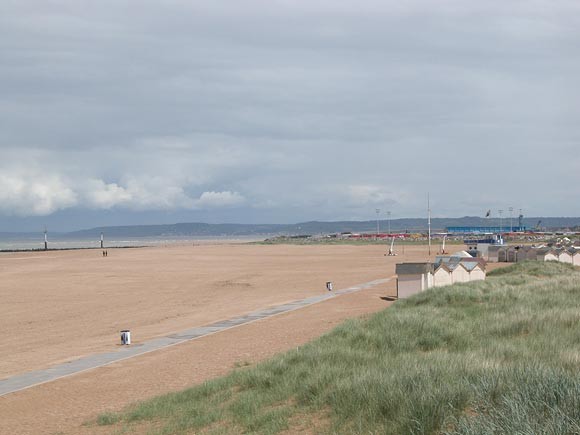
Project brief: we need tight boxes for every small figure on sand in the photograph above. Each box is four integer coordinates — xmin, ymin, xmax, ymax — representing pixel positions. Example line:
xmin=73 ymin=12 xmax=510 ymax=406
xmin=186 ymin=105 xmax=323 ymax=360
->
xmin=326 ymin=281 xmax=333 ymax=292
xmin=102 ymin=250 xmax=108 ymax=257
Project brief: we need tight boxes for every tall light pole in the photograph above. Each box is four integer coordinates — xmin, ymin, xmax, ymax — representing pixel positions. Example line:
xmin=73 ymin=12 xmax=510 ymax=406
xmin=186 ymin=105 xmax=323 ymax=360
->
xmin=498 ymin=209 xmax=503 ymax=234
xmin=387 ymin=211 xmax=391 ymax=235
xmin=509 ymin=207 xmax=513 ymax=232
xmin=375 ymin=208 xmax=380 ymax=236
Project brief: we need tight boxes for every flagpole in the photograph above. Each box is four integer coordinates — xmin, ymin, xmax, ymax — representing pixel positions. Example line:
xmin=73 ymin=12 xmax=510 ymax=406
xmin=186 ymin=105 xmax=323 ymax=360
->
xmin=428 ymin=193 xmax=431 ymax=256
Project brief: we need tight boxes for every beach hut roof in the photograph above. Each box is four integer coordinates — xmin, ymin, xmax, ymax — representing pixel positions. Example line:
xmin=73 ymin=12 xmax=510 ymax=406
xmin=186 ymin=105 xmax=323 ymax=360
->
xmin=452 ymin=250 xmax=473 ymax=258
xmin=396 ymin=263 xmax=434 ymax=275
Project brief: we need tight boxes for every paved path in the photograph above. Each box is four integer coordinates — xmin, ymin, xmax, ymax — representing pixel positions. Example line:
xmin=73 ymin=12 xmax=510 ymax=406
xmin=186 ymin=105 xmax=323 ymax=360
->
xmin=0 ymin=277 xmax=391 ymax=397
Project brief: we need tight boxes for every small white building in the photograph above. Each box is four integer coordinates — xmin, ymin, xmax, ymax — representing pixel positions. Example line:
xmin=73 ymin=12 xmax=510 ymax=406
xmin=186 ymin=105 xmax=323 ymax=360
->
xmin=395 ymin=263 xmax=434 ymax=299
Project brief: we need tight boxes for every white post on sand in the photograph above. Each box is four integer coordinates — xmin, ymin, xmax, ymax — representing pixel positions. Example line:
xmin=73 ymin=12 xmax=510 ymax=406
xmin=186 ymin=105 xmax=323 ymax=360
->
xmin=121 ymin=330 xmax=131 ymax=345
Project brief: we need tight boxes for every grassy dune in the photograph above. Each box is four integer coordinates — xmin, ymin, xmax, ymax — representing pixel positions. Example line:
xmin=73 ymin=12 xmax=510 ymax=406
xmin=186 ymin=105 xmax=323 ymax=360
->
xmin=96 ymin=261 xmax=580 ymax=434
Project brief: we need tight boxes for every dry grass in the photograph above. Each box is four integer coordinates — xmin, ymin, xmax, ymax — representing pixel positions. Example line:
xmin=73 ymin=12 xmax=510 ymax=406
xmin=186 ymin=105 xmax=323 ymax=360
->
xmin=97 ymin=261 xmax=580 ymax=434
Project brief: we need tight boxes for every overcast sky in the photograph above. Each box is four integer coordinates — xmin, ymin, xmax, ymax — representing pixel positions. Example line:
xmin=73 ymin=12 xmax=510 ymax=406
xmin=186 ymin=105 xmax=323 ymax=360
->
xmin=1 ymin=1 xmax=579 ymax=231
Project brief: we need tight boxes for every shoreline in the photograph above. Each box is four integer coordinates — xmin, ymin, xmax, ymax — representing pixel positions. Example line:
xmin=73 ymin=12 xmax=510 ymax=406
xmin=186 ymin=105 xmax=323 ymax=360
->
xmin=0 ymin=246 xmax=148 ymax=254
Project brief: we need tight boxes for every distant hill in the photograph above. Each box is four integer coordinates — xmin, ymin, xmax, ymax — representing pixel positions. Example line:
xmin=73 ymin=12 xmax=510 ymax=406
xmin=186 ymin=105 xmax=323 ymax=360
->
xmin=64 ymin=217 xmax=580 ymax=238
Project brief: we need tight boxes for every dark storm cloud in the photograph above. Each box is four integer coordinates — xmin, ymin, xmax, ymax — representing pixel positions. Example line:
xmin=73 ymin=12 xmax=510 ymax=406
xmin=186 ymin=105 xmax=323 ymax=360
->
xmin=1 ymin=0 xmax=579 ymax=229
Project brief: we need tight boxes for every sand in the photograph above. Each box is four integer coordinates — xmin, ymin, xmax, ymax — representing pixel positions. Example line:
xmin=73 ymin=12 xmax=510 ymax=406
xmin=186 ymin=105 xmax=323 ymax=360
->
xmin=0 ymin=243 xmax=435 ymax=434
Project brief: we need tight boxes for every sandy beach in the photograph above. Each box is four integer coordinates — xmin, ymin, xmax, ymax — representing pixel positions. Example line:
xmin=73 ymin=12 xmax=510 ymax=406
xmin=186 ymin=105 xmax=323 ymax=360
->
xmin=0 ymin=242 xmax=434 ymax=434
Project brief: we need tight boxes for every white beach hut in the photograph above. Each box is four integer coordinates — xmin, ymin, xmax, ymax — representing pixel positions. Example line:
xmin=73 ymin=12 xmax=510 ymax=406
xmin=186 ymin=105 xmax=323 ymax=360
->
xmin=536 ymin=248 xmax=558 ymax=262
xmin=433 ymin=264 xmax=453 ymax=287
xmin=557 ymin=249 xmax=573 ymax=264
xmin=395 ymin=263 xmax=434 ymax=299
xmin=450 ymin=263 xmax=470 ymax=283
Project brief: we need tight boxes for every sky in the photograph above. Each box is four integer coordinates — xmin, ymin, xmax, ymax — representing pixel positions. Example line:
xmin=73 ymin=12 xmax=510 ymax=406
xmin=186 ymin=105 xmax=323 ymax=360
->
xmin=1 ymin=1 xmax=579 ymax=231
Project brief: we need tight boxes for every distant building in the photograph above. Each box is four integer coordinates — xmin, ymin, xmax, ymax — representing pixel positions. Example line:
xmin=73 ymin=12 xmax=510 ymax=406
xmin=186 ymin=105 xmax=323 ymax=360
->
xmin=447 ymin=226 xmax=526 ymax=234
xmin=465 ymin=234 xmax=505 ymax=259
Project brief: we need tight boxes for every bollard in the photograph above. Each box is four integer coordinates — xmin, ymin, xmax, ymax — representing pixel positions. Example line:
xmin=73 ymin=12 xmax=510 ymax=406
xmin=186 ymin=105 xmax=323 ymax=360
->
xmin=326 ymin=281 xmax=333 ymax=292
xmin=120 ymin=330 xmax=131 ymax=345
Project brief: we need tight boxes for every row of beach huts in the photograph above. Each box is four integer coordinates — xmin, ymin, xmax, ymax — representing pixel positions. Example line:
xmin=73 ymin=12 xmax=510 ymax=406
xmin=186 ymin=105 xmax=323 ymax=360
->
xmin=396 ymin=251 xmax=486 ymax=299
xmin=483 ymin=245 xmax=580 ymax=265
xmin=395 ymin=245 xmax=580 ymax=299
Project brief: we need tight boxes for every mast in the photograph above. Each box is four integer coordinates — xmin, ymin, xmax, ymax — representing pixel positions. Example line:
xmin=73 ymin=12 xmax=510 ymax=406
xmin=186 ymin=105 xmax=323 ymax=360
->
xmin=428 ymin=193 xmax=431 ymax=256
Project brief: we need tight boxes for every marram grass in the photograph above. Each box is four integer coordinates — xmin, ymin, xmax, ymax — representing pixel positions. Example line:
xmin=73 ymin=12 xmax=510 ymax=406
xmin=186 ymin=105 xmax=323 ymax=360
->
xmin=96 ymin=261 xmax=580 ymax=434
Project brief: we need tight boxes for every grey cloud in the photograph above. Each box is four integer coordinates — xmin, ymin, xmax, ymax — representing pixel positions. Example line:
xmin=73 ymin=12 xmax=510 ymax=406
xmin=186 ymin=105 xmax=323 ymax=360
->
xmin=1 ymin=1 xmax=579 ymax=229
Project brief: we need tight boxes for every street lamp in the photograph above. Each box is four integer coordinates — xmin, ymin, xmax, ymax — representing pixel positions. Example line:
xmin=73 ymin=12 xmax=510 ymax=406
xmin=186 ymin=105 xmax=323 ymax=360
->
xmin=375 ymin=208 xmax=381 ymax=236
xmin=498 ymin=209 xmax=504 ymax=234
xmin=509 ymin=207 xmax=513 ymax=232
xmin=387 ymin=211 xmax=391 ymax=235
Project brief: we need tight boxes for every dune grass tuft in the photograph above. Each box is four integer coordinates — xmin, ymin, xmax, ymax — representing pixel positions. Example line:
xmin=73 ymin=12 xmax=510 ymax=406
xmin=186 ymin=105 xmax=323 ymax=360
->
xmin=97 ymin=261 xmax=580 ymax=434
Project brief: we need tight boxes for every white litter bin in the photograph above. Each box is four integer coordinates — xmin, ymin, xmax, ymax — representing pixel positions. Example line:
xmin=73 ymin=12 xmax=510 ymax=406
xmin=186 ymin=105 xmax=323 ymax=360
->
xmin=121 ymin=330 xmax=131 ymax=345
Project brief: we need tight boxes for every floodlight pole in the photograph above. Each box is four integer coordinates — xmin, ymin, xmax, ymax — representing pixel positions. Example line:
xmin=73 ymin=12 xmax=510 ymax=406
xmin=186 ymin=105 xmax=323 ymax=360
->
xmin=387 ymin=211 xmax=391 ymax=235
xmin=509 ymin=207 xmax=513 ymax=232
xmin=498 ymin=209 xmax=503 ymax=234
xmin=375 ymin=208 xmax=380 ymax=237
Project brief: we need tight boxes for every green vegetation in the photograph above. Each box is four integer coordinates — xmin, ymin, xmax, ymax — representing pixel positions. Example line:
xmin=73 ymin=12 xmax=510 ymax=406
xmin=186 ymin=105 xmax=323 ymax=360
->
xmin=96 ymin=261 xmax=580 ymax=434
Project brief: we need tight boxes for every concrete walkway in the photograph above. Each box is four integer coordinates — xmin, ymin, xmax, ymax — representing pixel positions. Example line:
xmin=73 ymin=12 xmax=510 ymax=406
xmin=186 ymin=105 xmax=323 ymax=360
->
xmin=0 ymin=277 xmax=391 ymax=397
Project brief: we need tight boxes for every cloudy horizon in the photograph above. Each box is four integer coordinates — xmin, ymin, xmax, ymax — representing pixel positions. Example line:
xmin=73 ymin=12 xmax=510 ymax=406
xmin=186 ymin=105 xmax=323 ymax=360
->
xmin=1 ymin=1 xmax=579 ymax=231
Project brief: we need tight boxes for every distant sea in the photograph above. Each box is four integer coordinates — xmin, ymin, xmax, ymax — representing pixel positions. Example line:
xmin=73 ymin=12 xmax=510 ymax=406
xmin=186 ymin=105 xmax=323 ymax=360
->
xmin=0 ymin=234 xmax=263 ymax=251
